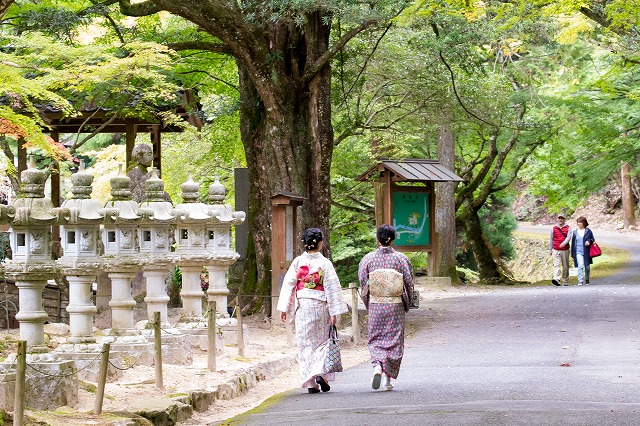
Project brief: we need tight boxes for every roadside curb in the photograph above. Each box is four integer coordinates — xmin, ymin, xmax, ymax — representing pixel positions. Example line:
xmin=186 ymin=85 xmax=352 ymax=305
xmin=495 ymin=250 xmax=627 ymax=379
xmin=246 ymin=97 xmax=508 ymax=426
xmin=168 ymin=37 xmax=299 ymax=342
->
xmin=126 ymin=354 xmax=297 ymax=425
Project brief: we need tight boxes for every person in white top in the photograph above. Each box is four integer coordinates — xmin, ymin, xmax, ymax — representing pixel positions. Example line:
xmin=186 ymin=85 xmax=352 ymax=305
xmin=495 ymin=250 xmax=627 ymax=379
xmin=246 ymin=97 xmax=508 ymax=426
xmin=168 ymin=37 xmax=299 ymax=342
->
xmin=570 ymin=216 xmax=595 ymax=285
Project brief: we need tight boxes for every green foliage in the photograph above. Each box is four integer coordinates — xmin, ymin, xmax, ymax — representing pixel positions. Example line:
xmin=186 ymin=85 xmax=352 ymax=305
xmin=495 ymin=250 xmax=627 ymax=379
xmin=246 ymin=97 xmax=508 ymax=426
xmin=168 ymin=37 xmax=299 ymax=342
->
xmin=170 ymin=266 xmax=182 ymax=291
xmin=478 ymin=192 xmax=518 ymax=259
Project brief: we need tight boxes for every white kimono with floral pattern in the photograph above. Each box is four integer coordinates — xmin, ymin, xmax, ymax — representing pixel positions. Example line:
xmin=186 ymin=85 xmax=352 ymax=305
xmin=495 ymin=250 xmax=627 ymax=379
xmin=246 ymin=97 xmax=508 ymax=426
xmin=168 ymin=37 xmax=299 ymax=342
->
xmin=277 ymin=251 xmax=348 ymax=388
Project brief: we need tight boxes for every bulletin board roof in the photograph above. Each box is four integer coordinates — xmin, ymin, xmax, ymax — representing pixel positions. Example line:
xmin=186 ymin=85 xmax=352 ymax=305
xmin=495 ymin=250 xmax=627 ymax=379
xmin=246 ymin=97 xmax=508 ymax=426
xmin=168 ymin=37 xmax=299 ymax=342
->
xmin=356 ymin=158 xmax=464 ymax=183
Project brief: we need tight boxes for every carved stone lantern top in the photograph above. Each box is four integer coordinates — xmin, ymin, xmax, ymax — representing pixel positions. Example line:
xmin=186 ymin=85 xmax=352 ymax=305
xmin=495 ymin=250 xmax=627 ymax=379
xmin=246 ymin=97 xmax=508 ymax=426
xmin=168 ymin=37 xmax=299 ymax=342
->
xmin=21 ymin=156 xmax=46 ymax=198
xmin=63 ymin=162 xmax=103 ymax=223
xmin=174 ymin=175 xmax=210 ymax=222
xmin=180 ymin=175 xmax=200 ymax=204
xmin=103 ymin=165 xmax=140 ymax=223
xmin=138 ymin=168 xmax=175 ymax=224
xmin=208 ymin=177 xmax=225 ymax=205
xmin=12 ymin=157 xmax=69 ymax=226
xmin=206 ymin=178 xmax=246 ymax=226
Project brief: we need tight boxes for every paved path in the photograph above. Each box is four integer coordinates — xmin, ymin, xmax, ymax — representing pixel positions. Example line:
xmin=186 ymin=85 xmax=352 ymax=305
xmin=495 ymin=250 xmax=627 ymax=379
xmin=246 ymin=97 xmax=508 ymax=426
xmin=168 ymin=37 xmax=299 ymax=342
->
xmin=223 ymin=228 xmax=640 ymax=425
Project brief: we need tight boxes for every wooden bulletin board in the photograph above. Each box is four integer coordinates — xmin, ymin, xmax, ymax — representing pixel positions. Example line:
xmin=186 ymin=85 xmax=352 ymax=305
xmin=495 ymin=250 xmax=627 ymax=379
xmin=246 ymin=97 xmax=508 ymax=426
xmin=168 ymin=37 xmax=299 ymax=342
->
xmin=390 ymin=184 xmax=434 ymax=251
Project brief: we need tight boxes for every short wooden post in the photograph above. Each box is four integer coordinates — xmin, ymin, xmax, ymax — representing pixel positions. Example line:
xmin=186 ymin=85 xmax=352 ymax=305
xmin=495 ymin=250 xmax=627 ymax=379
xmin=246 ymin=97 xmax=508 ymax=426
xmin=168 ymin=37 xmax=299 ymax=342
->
xmin=236 ymin=297 xmax=245 ymax=357
xmin=349 ymin=282 xmax=360 ymax=344
xmin=94 ymin=343 xmax=111 ymax=415
xmin=153 ymin=312 xmax=163 ymax=389
xmin=207 ymin=301 xmax=217 ymax=372
xmin=14 ymin=340 xmax=26 ymax=426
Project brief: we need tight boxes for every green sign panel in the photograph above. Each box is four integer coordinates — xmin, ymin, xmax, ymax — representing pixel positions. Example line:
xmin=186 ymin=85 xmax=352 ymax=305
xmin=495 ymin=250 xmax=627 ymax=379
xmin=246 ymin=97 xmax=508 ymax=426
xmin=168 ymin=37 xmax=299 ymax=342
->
xmin=392 ymin=191 xmax=430 ymax=246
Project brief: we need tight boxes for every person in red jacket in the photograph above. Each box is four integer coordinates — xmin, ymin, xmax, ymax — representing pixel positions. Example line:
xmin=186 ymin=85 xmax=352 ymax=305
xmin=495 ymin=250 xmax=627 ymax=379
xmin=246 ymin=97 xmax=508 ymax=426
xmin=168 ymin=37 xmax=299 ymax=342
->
xmin=549 ymin=214 xmax=572 ymax=286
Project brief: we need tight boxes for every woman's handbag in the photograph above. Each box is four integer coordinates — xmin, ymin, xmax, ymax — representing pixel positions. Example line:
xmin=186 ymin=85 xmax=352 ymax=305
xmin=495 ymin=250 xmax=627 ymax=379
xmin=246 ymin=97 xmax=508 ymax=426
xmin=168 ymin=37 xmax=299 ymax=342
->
xmin=589 ymin=242 xmax=602 ymax=258
xmin=325 ymin=325 xmax=343 ymax=373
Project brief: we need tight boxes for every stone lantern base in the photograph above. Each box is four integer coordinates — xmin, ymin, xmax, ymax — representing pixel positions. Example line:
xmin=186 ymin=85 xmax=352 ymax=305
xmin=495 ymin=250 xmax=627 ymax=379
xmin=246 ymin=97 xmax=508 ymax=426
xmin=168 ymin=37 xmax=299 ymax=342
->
xmin=55 ymin=343 xmax=124 ymax=383
xmin=0 ymin=355 xmax=77 ymax=411
xmin=137 ymin=327 xmax=194 ymax=366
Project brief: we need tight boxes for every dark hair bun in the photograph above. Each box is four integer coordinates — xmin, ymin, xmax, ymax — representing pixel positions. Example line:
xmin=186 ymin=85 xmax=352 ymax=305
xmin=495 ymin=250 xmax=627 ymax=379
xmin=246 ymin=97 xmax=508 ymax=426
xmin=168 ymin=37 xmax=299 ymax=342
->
xmin=301 ymin=228 xmax=323 ymax=251
xmin=377 ymin=224 xmax=396 ymax=246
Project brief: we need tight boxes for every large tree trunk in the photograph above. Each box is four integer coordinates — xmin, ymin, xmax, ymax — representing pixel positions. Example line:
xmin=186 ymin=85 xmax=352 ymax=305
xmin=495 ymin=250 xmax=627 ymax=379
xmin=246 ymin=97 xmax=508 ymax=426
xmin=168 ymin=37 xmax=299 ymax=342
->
xmin=460 ymin=204 xmax=501 ymax=280
xmin=237 ymin=15 xmax=334 ymax=312
xmin=435 ymin=123 xmax=459 ymax=282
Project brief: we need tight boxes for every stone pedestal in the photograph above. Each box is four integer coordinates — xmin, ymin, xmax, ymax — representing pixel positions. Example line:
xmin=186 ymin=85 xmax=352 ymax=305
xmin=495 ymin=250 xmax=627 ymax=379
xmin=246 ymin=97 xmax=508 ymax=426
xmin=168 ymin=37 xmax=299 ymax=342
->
xmin=99 ymin=335 xmax=156 ymax=367
xmin=108 ymin=271 xmax=138 ymax=335
xmin=65 ymin=274 xmax=98 ymax=343
xmin=206 ymin=264 xmax=230 ymax=316
xmin=55 ymin=343 xmax=123 ymax=382
xmin=0 ymin=355 xmax=77 ymax=410
xmin=175 ymin=327 xmax=224 ymax=354
xmin=219 ymin=323 xmax=249 ymax=346
xmin=179 ymin=265 xmax=206 ymax=321
xmin=144 ymin=266 xmax=171 ymax=324
xmin=139 ymin=328 xmax=194 ymax=365
xmin=14 ymin=278 xmax=49 ymax=353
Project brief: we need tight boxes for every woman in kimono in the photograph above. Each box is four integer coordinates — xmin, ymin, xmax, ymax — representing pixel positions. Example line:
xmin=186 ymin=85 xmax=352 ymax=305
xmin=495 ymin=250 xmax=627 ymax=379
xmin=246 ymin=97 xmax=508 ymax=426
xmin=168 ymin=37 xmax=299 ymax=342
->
xmin=570 ymin=216 xmax=595 ymax=285
xmin=278 ymin=228 xmax=348 ymax=393
xmin=358 ymin=224 xmax=414 ymax=391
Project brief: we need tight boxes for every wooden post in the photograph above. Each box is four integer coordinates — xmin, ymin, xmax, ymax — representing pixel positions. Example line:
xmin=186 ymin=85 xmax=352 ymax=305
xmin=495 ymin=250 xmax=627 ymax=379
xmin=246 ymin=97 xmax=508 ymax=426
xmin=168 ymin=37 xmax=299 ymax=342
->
xmin=271 ymin=194 xmax=304 ymax=322
xmin=373 ymin=182 xmax=385 ymax=229
xmin=271 ymin=204 xmax=286 ymax=321
xmin=94 ymin=343 xmax=111 ymax=415
xmin=236 ymin=297 xmax=245 ymax=357
xmin=621 ymin=162 xmax=637 ymax=228
xmin=125 ymin=121 xmax=136 ymax=169
xmin=207 ymin=301 xmax=217 ymax=372
xmin=14 ymin=340 xmax=26 ymax=426
xmin=151 ymin=125 xmax=162 ymax=175
xmin=349 ymin=283 xmax=360 ymax=344
xmin=383 ymin=171 xmax=393 ymax=225
xmin=153 ymin=312 xmax=163 ymax=389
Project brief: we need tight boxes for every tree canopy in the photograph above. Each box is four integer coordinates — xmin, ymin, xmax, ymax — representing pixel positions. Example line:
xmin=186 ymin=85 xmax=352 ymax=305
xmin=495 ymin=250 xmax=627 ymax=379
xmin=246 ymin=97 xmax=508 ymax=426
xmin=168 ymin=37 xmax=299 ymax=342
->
xmin=0 ymin=0 xmax=639 ymax=287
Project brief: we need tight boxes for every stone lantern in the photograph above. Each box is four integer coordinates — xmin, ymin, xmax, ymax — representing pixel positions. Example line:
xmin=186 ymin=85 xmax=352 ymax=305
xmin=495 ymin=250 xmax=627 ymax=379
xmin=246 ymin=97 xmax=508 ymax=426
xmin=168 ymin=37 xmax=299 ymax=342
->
xmin=101 ymin=165 xmax=144 ymax=335
xmin=5 ymin=158 xmax=70 ymax=352
xmin=57 ymin=162 xmax=103 ymax=346
xmin=205 ymin=178 xmax=245 ymax=316
xmin=137 ymin=168 xmax=176 ymax=324
xmin=174 ymin=175 xmax=211 ymax=324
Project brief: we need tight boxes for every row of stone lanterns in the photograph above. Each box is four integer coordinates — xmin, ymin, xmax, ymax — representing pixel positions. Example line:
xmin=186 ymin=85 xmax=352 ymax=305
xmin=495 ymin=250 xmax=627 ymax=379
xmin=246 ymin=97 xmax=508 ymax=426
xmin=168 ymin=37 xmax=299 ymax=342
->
xmin=2 ymin=158 xmax=245 ymax=356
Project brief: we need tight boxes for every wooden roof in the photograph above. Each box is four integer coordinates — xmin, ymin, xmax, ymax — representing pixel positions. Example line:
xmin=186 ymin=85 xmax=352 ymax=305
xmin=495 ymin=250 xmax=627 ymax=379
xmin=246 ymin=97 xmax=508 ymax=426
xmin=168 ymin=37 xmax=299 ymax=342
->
xmin=356 ymin=158 xmax=464 ymax=183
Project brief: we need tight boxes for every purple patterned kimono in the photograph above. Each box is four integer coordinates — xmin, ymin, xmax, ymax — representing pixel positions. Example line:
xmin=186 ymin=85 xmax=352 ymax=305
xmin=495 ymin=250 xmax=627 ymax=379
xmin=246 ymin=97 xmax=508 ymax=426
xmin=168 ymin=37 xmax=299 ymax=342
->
xmin=358 ymin=246 xmax=414 ymax=379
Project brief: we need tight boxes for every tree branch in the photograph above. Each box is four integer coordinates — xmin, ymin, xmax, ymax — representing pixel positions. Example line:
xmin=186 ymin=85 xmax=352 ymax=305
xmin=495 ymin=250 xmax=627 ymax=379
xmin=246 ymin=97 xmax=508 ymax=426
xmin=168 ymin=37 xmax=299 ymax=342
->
xmin=178 ymin=70 xmax=238 ymax=91
xmin=303 ymin=19 xmax=380 ymax=84
xmin=578 ymin=5 xmax=626 ymax=36
xmin=168 ymin=41 xmax=233 ymax=56
xmin=113 ymin=0 xmax=161 ymax=17
xmin=339 ymin=22 xmax=393 ymax=106
xmin=71 ymin=111 xmax=120 ymax=152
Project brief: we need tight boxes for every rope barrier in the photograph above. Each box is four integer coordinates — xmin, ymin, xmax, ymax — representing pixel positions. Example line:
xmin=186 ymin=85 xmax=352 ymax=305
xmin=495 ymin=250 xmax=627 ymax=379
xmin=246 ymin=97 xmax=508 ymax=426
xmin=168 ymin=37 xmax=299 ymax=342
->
xmin=0 ymin=357 xmax=17 ymax=384
xmin=108 ymin=351 xmax=145 ymax=371
xmin=25 ymin=350 xmax=106 ymax=379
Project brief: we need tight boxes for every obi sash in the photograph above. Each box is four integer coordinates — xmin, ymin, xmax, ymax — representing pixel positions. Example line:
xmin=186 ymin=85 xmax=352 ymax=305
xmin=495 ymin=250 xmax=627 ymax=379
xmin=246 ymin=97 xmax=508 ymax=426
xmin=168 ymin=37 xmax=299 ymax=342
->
xmin=368 ymin=268 xmax=403 ymax=304
xmin=295 ymin=265 xmax=325 ymax=291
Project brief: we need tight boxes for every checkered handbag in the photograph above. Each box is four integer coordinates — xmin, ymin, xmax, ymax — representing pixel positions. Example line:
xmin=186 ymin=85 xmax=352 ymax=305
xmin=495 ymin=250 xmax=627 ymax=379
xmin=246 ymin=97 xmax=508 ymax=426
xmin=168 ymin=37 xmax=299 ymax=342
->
xmin=325 ymin=325 xmax=343 ymax=373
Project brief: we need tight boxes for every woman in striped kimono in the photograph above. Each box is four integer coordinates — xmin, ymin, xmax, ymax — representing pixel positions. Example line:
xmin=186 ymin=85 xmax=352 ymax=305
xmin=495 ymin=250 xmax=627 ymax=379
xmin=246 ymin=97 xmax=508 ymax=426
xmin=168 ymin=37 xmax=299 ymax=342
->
xmin=278 ymin=228 xmax=348 ymax=393
xmin=358 ymin=224 xmax=414 ymax=391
